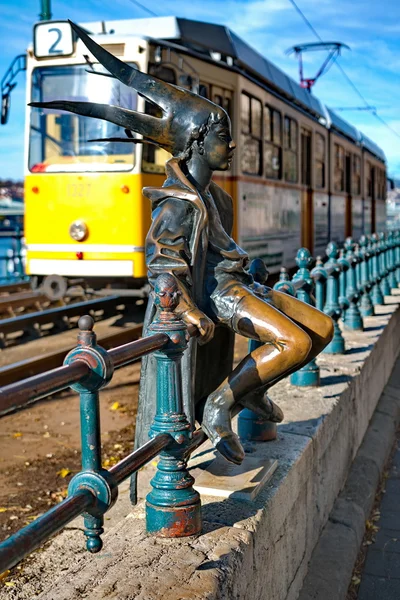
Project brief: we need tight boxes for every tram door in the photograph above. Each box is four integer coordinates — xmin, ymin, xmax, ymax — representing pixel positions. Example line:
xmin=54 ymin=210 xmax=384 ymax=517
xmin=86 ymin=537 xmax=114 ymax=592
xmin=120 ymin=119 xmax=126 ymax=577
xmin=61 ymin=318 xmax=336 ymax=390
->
xmin=345 ymin=152 xmax=352 ymax=237
xmin=301 ymin=128 xmax=313 ymax=252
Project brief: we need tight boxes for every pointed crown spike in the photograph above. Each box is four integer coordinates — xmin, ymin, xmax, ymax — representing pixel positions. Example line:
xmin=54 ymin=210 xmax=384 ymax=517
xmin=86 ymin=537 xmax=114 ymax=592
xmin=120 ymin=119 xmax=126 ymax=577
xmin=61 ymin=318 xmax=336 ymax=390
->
xmin=30 ymin=20 xmax=229 ymax=157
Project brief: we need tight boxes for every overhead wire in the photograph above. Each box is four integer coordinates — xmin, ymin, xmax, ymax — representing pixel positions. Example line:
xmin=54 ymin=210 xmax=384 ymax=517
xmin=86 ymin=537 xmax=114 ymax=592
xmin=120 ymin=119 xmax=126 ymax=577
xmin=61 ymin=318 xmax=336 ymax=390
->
xmin=286 ymin=0 xmax=400 ymax=141
xmin=125 ymin=0 xmax=158 ymax=17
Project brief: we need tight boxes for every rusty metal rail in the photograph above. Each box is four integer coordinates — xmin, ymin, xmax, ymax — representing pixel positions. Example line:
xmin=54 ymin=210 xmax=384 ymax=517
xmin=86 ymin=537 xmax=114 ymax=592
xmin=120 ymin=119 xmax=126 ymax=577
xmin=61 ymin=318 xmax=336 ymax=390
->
xmin=0 ymin=323 xmax=143 ymax=388
xmin=0 ymin=436 xmax=173 ymax=571
xmin=0 ymin=327 xmax=167 ymax=415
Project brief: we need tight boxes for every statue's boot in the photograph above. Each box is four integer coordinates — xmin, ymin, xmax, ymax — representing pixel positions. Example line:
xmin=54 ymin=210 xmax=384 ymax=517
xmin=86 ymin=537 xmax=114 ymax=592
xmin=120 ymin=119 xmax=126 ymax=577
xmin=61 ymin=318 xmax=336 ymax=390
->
xmin=201 ymin=385 xmax=283 ymax=464
xmin=201 ymin=384 xmax=245 ymax=465
xmin=239 ymin=390 xmax=284 ymax=422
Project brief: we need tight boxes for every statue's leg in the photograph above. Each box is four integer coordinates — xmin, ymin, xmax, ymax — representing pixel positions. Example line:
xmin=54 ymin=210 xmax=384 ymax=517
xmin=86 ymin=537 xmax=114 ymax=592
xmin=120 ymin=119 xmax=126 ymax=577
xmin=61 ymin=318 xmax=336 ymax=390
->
xmin=265 ymin=288 xmax=334 ymax=361
xmin=202 ymin=284 xmax=314 ymax=464
xmin=238 ymin=288 xmax=334 ymax=418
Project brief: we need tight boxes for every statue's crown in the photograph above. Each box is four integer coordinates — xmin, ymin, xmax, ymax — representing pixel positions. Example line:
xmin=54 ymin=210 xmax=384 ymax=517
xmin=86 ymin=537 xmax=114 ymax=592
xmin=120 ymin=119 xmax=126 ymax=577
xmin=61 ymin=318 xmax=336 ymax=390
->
xmin=30 ymin=21 xmax=228 ymax=157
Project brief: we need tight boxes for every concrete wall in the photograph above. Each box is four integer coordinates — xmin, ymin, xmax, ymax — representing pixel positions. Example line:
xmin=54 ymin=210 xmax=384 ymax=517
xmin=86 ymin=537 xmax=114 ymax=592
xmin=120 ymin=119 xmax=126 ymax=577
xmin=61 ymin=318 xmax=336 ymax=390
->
xmin=13 ymin=295 xmax=400 ymax=600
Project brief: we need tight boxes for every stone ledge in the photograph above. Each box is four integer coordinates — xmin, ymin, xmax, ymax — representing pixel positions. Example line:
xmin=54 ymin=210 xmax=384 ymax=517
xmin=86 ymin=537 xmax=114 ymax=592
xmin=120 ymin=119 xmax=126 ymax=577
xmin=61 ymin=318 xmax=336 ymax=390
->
xmin=297 ymin=361 xmax=400 ymax=600
xmin=7 ymin=293 xmax=400 ymax=600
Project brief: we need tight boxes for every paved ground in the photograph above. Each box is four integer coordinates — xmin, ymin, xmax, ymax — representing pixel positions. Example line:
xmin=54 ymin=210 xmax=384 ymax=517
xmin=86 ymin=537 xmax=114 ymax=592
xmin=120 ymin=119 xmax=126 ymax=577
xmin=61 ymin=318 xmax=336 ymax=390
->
xmin=358 ymin=435 xmax=400 ymax=599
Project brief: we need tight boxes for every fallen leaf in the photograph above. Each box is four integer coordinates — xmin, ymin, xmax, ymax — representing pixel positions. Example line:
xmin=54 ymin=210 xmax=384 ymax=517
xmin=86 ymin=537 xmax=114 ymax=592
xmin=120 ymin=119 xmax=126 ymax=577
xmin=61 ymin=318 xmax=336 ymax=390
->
xmin=4 ymin=581 xmax=15 ymax=587
xmin=0 ymin=570 xmax=10 ymax=581
xmin=43 ymin=432 xmax=50 ymax=438
xmin=351 ymin=576 xmax=361 ymax=586
xmin=57 ymin=468 xmax=71 ymax=478
xmin=0 ymin=508 xmax=7 ymax=513
xmin=110 ymin=402 xmax=120 ymax=411
xmin=12 ymin=432 xmax=22 ymax=439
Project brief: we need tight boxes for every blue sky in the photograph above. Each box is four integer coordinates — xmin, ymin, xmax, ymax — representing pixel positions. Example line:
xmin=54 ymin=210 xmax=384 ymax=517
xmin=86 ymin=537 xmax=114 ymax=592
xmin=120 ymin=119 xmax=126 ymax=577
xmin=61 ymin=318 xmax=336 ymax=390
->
xmin=1 ymin=0 xmax=400 ymax=180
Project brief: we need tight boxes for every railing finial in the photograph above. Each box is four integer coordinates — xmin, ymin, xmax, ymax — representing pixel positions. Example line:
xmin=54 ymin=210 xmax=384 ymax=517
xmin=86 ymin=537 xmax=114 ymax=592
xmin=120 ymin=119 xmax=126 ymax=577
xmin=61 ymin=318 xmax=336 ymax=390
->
xmin=153 ymin=273 xmax=181 ymax=315
xmin=78 ymin=314 xmax=94 ymax=331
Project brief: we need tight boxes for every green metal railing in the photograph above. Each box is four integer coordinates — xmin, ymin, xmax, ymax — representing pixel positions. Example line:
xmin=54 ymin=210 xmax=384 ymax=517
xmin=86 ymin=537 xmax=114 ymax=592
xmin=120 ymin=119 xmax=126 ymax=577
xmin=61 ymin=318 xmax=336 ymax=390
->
xmin=0 ymin=231 xmax=399 ymax=574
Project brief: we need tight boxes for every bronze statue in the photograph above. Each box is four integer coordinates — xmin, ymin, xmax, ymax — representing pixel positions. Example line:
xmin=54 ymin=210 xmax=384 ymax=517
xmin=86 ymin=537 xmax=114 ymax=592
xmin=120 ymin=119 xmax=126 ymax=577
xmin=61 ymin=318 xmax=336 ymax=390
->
xmin=31 ymin=21 xmax=334 ymax=467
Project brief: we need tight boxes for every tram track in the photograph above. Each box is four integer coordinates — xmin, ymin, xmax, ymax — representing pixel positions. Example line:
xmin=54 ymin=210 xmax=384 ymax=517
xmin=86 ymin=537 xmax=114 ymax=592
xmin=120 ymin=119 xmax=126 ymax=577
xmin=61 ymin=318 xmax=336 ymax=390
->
xmin=0 ymin=281 xmax=31 ymax=295
xmin=0 ymin=322 xmax=143 ymax=392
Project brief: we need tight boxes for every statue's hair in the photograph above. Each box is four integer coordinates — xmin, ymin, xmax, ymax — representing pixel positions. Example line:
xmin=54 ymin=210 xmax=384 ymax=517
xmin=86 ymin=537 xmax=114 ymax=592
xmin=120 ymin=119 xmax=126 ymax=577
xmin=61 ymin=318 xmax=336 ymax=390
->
xmin=180 ymin=113 xmax=223 ymax=161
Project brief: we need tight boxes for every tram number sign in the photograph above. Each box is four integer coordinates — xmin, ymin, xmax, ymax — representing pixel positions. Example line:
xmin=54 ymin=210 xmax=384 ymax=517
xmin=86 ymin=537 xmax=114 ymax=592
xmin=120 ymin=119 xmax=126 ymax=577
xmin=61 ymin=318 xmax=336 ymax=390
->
xmin=34 ymin=21 xmax=74 ymax=58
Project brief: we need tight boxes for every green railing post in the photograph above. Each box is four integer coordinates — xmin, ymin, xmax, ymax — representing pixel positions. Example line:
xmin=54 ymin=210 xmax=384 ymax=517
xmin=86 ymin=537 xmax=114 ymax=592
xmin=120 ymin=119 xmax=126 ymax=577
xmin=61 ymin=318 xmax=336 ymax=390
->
xmin=378 ymin=232 xmax=391 ymax=297
xmin=338 ymin=248 xmax=350 ymax=317
xmin=312 ymin=256 xmax=327 ymax=311
xmin=358 ymin=235 xmax=374 ymax=317
xmin=323 ymin=241 xmax=345 ymax=354
xmin=146 ymin=274 xmax=201 ymax=537
xmin=370 ymin=234 xmax=384 ymax=306
xmin=273 ymin=267 xmax=296 ymax=295
xmin=387 ymin=231 xmax=398 ymax=289
xmin=290 ymin=248 xmax=320 ymax=387
xmin=64 ymin=317 xmax=116 ymax=552
xmin=343 ymin=237 xmax=363 ymax=331
xmin=395 ymin=230 xmax=400 ymax=284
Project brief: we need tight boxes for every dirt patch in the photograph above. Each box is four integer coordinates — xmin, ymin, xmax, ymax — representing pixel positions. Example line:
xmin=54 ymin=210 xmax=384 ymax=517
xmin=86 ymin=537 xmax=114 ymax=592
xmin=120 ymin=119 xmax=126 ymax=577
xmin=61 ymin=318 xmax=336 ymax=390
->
xmin=0 ymin=323 xmax=142 ymax=542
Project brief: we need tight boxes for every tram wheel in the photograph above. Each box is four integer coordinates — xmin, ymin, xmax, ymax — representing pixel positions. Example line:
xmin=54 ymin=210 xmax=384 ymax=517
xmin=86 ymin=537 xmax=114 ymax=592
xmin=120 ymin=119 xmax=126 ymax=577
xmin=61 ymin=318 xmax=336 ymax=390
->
xmin=42 ymin=274 xmax=68 ymax=301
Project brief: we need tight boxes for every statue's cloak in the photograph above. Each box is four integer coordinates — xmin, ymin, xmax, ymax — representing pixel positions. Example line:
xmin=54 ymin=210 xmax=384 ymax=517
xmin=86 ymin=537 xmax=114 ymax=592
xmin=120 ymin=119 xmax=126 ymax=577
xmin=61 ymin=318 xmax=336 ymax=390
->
xmin=130 ymin=159 xmax=235 ymax=502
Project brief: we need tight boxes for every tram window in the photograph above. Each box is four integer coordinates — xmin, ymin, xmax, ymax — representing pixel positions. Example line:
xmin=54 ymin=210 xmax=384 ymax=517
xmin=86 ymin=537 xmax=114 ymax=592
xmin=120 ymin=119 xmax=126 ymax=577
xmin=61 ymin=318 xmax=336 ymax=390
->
xmin=148 ymin=64 xmax=176 ymax=84
xmin=264 ymin=106 xmax=282 ymax=179
xmin=315 ymin=133 xmax=326 ymax=189
xmin=213 ymin=92 xmax=233 ymax=120
xmin=283 ymin=117 xmax=298 ymax=183
xmin=240 ymin=92 xmax=262 ymax=175
xmin=352 ymin=155 xmax=361 ymax=196
xmin=199 ymin=84 xmax=209 ymax=98
xmin=142 ymin=66 xmax=176 ymax=173
xmin=224 ymin=97 xmax=232 ymax=120
xmin=29 ymin=64 xmax=137 ymax=173
xmin=334 ymin=144 xmax=345 ymax=192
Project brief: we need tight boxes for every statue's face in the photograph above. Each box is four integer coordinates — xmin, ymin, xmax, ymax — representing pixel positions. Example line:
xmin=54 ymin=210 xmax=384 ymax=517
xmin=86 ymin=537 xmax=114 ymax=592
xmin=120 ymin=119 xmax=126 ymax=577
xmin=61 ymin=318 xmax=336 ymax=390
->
xmin=202 ymin=116 xmax=236 ymax=171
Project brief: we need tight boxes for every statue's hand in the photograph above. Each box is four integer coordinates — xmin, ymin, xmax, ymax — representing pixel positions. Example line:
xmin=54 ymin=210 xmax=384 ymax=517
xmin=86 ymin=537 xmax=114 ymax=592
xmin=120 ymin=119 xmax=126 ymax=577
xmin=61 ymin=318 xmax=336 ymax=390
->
xmin=251 ymin=281 xmax=272 ymax=298
xmin=183 ymin=308 xmax=215 ymax=345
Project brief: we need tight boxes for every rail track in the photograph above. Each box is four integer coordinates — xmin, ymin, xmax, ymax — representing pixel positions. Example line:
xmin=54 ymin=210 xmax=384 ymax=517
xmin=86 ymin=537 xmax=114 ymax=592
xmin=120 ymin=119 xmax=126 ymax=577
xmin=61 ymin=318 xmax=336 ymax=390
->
xmin=0 ymin=290 xmax=133 ymax=347
xmin=0 ymin=281 xmax=31 ymax=295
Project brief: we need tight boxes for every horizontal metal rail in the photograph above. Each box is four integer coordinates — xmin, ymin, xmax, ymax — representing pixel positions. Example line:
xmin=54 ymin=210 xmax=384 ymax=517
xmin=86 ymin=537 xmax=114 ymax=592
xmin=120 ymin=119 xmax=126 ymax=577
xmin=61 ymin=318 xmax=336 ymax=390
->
xmin=0 ymin=323 xmax=143 ymax=388
xmin=0 ymin=295 xmax=122 ymax=336
xmin=0 ymin=362 xmax=91 ymax=414
xmin=109 ymin=433 xmax=172 ymax=485
xmin=0 ymin=490 xmax=96 ymax=572
xmin=0 ymin=432 xmax=174 ymax=573
xmin=0 ymin=330 xmax=169 ymax=416
xmin=276 ymin=260 xmax=342 ymax=295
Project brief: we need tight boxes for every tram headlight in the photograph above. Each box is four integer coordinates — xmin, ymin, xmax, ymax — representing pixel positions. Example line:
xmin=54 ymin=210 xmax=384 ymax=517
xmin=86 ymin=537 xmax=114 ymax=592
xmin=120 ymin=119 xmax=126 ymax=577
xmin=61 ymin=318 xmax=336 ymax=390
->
xmin=69 ymin=220 xmax=88 ymax=242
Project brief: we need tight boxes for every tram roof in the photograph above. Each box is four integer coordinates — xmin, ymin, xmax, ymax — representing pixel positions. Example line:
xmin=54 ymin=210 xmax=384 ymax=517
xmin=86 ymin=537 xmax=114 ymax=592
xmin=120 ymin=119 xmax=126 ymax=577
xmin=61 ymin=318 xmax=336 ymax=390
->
xmin=82 ymin=16 xmax=386 ymax=163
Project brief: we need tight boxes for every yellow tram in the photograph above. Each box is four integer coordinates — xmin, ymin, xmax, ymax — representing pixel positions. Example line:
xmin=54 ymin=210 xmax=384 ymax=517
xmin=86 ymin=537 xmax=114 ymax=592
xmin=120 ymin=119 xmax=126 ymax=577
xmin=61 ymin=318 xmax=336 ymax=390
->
xmin=23 ymin=17 xmax=387 ymax=294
